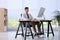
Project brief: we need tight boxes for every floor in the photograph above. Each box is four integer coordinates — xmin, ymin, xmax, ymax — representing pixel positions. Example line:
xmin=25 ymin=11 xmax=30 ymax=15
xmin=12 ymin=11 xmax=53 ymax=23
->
xmin=0 ymin=31 xmax=60 ymax=40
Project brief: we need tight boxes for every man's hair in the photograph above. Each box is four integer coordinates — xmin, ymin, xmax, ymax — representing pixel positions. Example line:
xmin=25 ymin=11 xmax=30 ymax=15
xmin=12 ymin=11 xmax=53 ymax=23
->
xmin=25 ymin=7 xmax=29 ymax=9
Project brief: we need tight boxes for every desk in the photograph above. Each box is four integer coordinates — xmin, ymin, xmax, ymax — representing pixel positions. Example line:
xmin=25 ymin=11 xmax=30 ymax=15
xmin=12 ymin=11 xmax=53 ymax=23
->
xmin=40 ymin=20 xmax=54 ymax=37
xmin=15 ymin=19 xmax=54 ymax=40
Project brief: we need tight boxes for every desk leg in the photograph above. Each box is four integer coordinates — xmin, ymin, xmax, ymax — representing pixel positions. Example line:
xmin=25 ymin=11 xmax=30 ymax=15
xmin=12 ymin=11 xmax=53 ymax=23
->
xmin=15 ymin=23 xmax=21 ymax=38
xmin=28 ymin=25 xmax=34 ymax=39
xmin=41 ymin=22 xmax=44 ymax=34
xmin=21 ymin=23 xmax=24 ymax=37
xmin=47 ymin=22 xmax=49 ymax=37
xmin=50 ymin=22 xmax=54 ymax=36
xmin=24 ymin=23 xmax=27 ymax=40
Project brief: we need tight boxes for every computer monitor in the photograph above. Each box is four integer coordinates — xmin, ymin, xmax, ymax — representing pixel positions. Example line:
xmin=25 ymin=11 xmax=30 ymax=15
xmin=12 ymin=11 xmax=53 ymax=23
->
xmin=37 ymin=7 xmax=45 ymax=20
xmin=38 ymin=7 xmax=45 ymax=17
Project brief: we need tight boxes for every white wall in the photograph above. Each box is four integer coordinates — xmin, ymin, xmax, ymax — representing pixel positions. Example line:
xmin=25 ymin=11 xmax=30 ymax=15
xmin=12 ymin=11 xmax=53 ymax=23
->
xmin=0 ymin=0 xmax=57 ymax=19
xmin=7 ymin=0 xmax=23 ymax=19
xmin=56 ymin=0 xmax=60 ymax=11
xmin=0 ymin=0 xmax=7 ymax=8
xmin=22 ymin=0 xmax=56 ymax=19
xmin=7 ymin=0 xmax=57 ymax=19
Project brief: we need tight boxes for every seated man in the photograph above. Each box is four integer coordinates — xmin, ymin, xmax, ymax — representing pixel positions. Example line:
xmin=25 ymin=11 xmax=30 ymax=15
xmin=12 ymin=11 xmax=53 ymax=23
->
xmin=22 ymin=7 xmax=43 ymax=35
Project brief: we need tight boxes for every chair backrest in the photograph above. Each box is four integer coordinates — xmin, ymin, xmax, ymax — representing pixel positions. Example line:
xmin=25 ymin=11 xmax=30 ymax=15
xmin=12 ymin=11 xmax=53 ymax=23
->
xmin=38 ymin=7 xmax=45 ymax=17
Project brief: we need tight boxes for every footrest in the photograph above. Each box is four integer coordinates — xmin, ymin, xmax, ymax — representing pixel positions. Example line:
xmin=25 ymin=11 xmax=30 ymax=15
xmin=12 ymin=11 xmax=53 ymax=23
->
xmin=34 ymin=33 xmax=44 ymax=36
xmin=26 ymin=35 xmax=33 ymax=36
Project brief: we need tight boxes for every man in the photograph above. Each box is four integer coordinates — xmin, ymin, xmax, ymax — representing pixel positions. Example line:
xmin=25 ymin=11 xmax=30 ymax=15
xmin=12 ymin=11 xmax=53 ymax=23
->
xmin=22 ymin=7 xmax=43 ymax=35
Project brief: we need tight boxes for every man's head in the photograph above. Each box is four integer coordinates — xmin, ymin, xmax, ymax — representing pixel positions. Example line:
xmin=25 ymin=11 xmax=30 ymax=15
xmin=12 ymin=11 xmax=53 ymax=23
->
xmin=25 ymin=7 xmax=29 ymax=13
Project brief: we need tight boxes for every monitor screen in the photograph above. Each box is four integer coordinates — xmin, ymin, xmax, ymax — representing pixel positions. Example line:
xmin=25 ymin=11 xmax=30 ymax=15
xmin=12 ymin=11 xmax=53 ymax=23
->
xmin=38 ymin=7 xmax=45 ymax=17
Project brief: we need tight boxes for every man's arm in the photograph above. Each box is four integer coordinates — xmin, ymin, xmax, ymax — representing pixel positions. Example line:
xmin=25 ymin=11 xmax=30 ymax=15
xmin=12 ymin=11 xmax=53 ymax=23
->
xmin=29 ymin=14 xmax=33 ymax=19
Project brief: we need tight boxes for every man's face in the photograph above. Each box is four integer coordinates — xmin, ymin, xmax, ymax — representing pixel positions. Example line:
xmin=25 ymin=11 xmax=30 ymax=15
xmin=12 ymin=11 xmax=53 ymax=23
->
xmin=25 ymin=9 xmax=29 ymax=13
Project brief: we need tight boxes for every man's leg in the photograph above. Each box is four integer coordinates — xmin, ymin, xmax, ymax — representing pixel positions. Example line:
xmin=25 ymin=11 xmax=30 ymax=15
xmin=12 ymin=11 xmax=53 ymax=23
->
xmin=37 ymin=22 xmax=44 ymax=35
xmin=30 ymin=22 xmax=41 ymax=33
xmin=30 ymin=22 xmax=37 ymax=33
xmin=32 ymin=23 xmax=37 ymax=33
xmin=37 ymin=22 xmax=41 ymax=33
